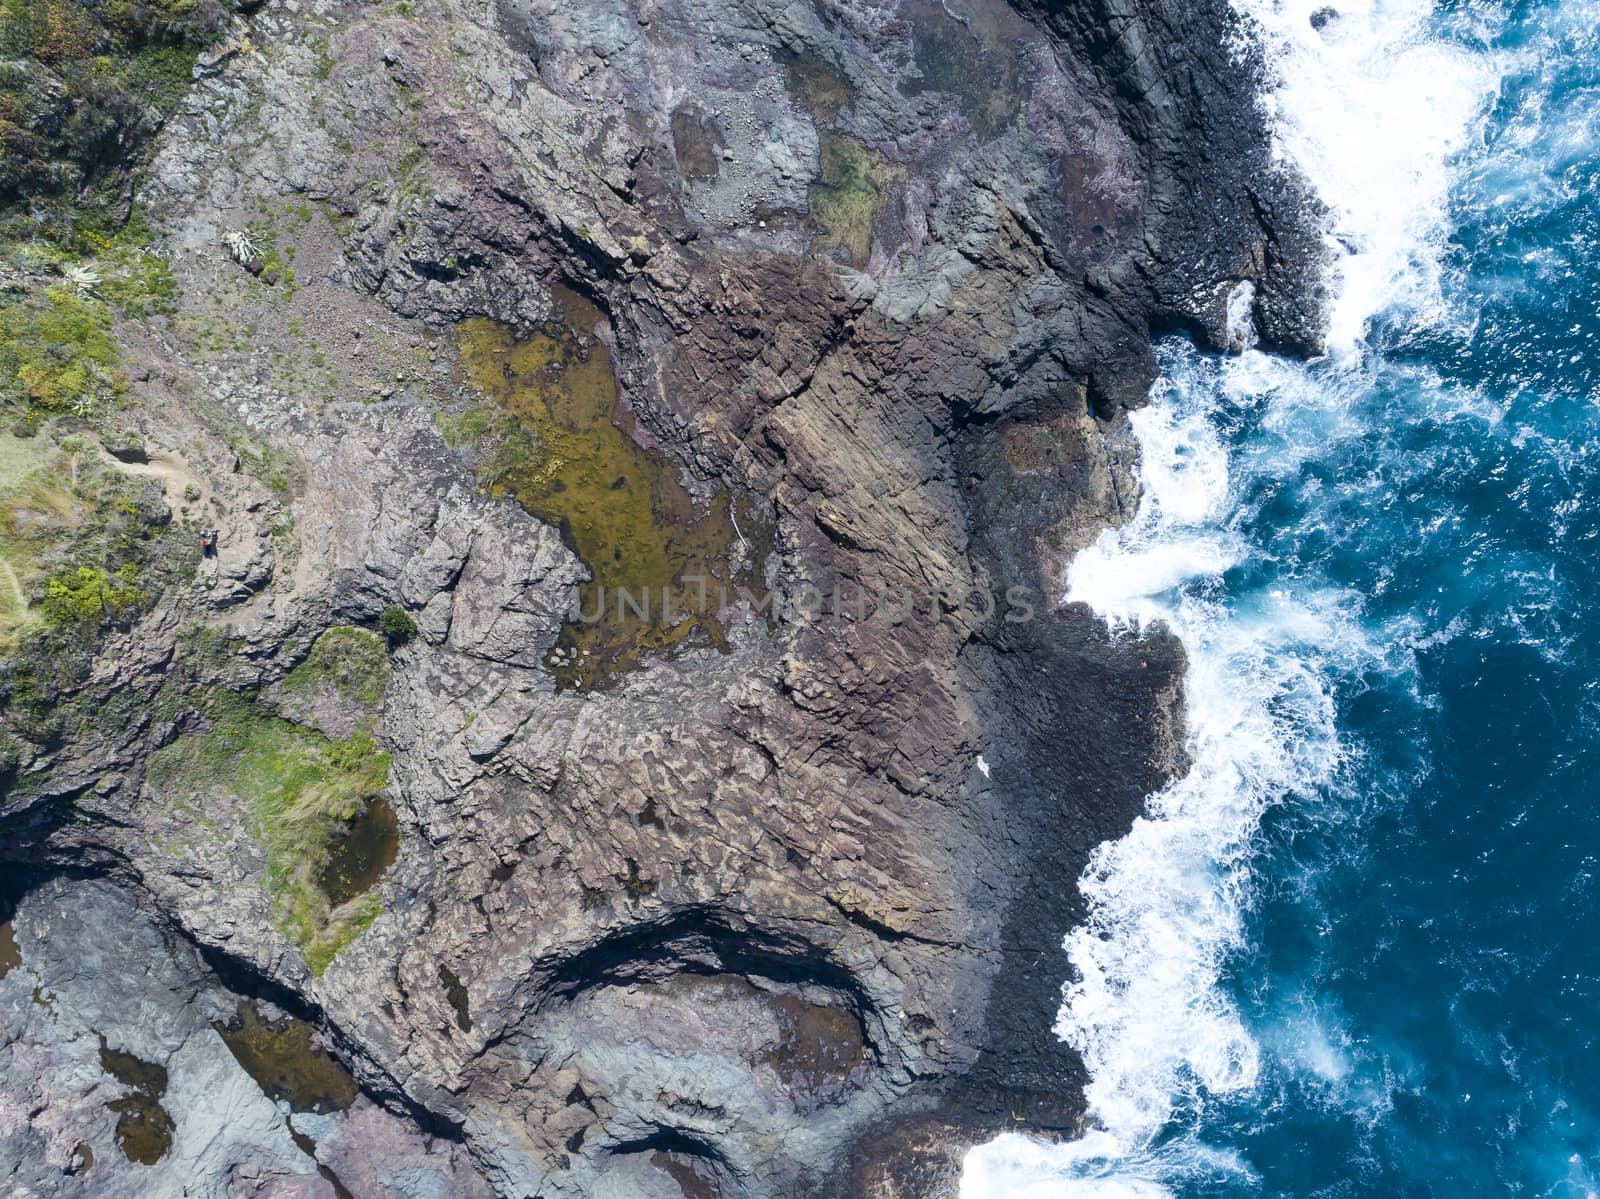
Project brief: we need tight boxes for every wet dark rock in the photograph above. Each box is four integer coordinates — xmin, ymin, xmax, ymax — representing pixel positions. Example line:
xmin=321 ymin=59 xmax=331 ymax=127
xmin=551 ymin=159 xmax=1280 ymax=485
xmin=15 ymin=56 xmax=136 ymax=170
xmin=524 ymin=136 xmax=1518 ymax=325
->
xmin=439 ymin=965 xmax=473 ymax=1033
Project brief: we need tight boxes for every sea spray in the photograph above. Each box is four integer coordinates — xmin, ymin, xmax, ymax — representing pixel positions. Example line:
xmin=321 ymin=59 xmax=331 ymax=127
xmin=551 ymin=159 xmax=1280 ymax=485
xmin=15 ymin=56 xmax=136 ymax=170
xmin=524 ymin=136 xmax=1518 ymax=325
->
xmin=961 ymin=347 xmax=1355 ymax=1197
xmin=1233 ymin=0 xmax=1500 ymax=351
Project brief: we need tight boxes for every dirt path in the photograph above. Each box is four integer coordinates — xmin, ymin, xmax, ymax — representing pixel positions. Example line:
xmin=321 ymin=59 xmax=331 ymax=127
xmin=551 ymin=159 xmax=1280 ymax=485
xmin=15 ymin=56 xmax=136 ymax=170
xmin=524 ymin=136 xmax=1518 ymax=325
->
xmin=109 ymin=451 xmax=207 ymax=515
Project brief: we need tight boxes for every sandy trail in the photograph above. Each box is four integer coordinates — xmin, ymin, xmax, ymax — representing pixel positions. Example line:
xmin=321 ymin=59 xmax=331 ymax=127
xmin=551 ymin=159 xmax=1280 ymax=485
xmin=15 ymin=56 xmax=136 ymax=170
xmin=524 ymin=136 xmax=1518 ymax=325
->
xmin=109 ymin=451 xmax=207 ymax=514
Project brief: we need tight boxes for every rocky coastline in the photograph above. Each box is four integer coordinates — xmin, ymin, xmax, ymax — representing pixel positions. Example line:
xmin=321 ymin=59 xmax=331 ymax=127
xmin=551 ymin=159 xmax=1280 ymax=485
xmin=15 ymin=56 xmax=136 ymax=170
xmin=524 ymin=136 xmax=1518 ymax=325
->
xmin=0 ymin=0 xmax=1324 ymax=1194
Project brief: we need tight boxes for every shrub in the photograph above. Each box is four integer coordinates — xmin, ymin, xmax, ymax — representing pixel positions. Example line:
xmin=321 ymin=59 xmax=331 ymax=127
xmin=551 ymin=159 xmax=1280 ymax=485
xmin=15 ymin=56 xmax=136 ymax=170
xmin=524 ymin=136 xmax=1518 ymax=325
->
xmin=377 ymin=605 xmax=416 ymax=646
xmin=0 ymin=0 xmax=227 ymax=245
xmin=0 ymin=286 xmax=125 ymax=411
xmin=0 ymin=442 xmax=193 ymax=715
xmin=100 ymin=246 xmax=177 ymax=316
xmin=40 ymin=562 xmax=143 ymax=625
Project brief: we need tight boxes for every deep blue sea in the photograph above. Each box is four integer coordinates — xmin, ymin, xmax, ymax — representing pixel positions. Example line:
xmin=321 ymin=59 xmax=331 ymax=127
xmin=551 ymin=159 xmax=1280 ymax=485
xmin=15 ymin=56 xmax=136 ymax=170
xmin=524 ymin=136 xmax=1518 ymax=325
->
xmin=964 ymin=0 xmax=1600 ymax=1194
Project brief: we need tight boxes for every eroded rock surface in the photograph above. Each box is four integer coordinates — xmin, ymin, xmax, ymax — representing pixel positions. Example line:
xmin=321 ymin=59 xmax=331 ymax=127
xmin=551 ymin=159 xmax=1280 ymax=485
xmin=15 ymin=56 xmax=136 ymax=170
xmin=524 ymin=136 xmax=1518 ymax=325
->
xmin=0 ymin=876 xmax=490 ymax=1198
xmin=0 ymin=0 xmax=1322 ymax=1194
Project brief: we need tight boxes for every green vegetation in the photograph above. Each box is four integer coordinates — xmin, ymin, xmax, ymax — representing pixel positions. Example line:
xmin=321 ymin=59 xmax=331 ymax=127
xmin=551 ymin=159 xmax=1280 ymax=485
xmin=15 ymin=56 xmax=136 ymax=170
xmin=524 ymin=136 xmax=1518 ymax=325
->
xmin=0 ymin=285 xmax=125 ymax=414
xmin=281 ymin=625 xmax=389 ymax=711
xmin=807 ymin=133 xmax=904 ymax=266
xmin=441 ymin=400 xmax=541 ymax=487
xmin=390 ymin=140 xmax=430 ymax=206
xmin=377 ymin=605 xmax=415 ymax=647
xmin=40 ymin=562 xmax=144 ymax=623
xmin=146 ymin=688 xmax=392 ymax=974
xmin=453 ymin=288 xmax=763 ymax=691
xmin=99 ymin=244 xmax=177 ymax=317
xmin=309 ymin=33 xmax=333 ymax=81
xmin=0 ymin=433 xmax=192 ymax=737
xmin=304 ymin=892 xmax=381 ymax=974
xmin=230 ymin=212 xmax=298 ymax=297
xmin=233 ymin=439 xmax=301 ymax=494
xmin=0 ymin=0 xmax=226 ymax=248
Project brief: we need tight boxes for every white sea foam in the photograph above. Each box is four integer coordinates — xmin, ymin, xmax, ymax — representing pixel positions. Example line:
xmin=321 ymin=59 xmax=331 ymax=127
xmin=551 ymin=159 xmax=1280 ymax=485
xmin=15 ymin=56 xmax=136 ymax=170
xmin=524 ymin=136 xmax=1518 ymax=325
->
xmin=961 ymin=1 xmax=1501 ymax=1191
xmin=961 ymin=354 xmax=1351 ymax=1196
xmin=1235 ymin=0 xmax=1500 ymax=350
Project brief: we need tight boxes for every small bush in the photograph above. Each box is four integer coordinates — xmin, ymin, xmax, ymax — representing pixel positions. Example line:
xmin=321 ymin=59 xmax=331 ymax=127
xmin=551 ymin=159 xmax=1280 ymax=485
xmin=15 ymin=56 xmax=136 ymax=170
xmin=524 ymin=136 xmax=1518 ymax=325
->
xmin=0 ymin=441 xmax=193 ymax=715
xmin=39 ymin=562 xmax=143 ymax=625
xmin=378 ymin=605 xmax=415 ymax=646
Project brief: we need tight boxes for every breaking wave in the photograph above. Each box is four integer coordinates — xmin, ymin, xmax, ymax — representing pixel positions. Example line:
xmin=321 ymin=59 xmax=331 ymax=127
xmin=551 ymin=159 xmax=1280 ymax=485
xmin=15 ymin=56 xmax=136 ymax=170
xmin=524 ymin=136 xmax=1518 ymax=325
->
xmin=961 ymin=0 xmax=1503 ymax=1193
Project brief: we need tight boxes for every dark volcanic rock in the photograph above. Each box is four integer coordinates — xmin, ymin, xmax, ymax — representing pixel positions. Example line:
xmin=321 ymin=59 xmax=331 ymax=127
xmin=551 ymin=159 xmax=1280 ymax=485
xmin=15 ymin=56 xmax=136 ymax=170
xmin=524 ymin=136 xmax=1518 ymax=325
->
xmin=0 ymin=0 xmax=1324 ymax=1195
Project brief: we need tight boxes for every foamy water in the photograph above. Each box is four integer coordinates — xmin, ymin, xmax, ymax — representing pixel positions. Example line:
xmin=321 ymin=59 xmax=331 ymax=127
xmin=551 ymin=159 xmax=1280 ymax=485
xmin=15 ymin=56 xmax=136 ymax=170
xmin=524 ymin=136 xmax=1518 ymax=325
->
xmin=1238 ymin=0 xmax=1500 ymax=350
xmin=960 ymin=1 xmax=1501 ymax=1194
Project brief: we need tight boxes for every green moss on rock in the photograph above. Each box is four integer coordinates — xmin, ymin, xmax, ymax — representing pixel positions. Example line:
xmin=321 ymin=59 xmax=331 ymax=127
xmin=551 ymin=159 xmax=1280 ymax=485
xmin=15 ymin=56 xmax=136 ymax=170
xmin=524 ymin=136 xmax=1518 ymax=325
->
xmin=807 ymin=133 xmax=903 ymax=266
xmin=145 ymin=690 xmax=394 ymax=973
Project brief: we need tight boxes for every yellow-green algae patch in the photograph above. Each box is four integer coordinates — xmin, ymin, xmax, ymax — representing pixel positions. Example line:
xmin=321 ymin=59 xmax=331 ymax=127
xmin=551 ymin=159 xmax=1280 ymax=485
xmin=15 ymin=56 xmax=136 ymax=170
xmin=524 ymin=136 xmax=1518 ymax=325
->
xmin=454 ymin=289 xmax=760 ymax=691
xmin=808 ymin=133 xmax=904 ymax=266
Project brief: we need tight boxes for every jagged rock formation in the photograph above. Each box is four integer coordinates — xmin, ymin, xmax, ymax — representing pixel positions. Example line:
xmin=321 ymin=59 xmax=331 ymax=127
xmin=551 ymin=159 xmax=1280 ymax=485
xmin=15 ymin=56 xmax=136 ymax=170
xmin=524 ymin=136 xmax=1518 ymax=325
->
xmin=0 ymin=0 xmax=1323 ymax=1195
xmin=0 ymin=874 xmax=492 ymax=1197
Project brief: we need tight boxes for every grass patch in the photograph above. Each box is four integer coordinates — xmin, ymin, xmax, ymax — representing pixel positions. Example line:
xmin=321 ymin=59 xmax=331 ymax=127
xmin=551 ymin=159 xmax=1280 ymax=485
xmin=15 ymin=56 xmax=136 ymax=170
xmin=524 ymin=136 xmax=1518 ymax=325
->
xmin=145 ymin=689 xmax=393 ymax=974
xmin=100 ymin=245 xmax=178 ymax=317
xmin=0 ymin=431 xmax=45 ymax=487
xmin=233 ymin=439 xmax=302 ymax=495
xmin=280 ymin=625 xmax=389 ymax=712
xmin=309 ymin=33 xmax=333 ymax=80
